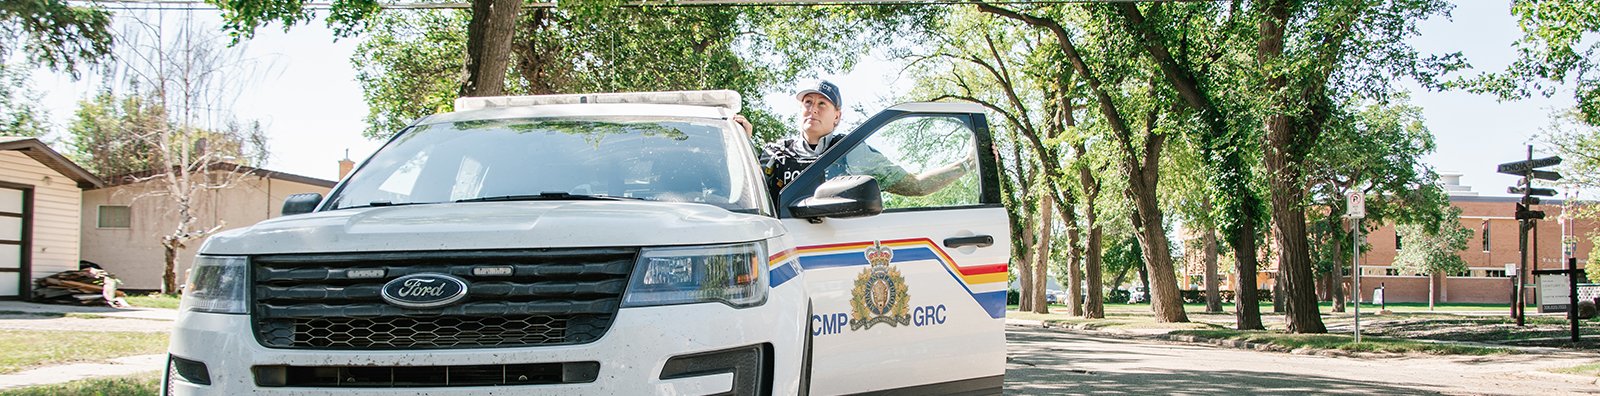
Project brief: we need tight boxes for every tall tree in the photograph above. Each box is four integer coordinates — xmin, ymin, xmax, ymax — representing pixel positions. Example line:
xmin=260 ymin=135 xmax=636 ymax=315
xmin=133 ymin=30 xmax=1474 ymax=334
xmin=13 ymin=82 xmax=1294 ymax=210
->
xmin=0 ymin=64 xmax=50 ymax=137
xmin=1110 ymin=0 xmax=1266 ymax=329
xmin=1304 ymin=96 xmax=1448 ymax=312
xmin=0 ymin=0 xmax=113 ymax=76
xmin=1472 ymin=1 xmax=1600 ymax=126
xmin=977 ymin=2 xmax=1189 ymax=322
xmin=1391 ymin=208 xmax=1471 ymax=310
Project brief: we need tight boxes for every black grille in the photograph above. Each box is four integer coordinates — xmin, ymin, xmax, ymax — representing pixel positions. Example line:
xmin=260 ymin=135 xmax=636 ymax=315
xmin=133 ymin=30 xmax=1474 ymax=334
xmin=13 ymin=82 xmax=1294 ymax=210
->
xmin=251 ymin=248 xmax=635 ymax=350
xmin=253 ymin=362 xmax=600 ymax=387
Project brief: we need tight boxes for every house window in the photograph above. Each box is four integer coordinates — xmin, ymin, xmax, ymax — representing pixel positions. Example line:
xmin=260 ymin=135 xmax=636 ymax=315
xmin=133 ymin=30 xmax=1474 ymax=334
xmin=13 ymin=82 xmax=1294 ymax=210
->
xmin=1395 ymin=233 xmax=1402 ymax=251
xmin=98 ymin=205 xmax=131 ymax=228
xmin=1481 ymin=221 xmax=1490 ymax=252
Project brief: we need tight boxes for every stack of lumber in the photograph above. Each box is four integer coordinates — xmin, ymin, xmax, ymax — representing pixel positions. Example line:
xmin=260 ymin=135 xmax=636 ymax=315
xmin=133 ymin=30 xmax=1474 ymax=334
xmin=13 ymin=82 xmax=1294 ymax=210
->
xmin=31 ymin=269 xmax=130 ymax=308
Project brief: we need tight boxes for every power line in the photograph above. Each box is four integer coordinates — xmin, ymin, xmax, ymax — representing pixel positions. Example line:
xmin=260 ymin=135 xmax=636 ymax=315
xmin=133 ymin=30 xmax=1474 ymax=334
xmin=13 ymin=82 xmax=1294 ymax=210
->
xmin=77 ymin=0 xmax=1214 ymax=11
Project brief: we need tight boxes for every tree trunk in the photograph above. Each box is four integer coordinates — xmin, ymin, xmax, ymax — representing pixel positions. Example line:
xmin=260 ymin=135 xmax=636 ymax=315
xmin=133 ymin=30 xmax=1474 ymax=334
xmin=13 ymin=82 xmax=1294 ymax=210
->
xmin=1075 ymin=143 xmax=1104 ymax=318
xmin=1429 ymin=272 xmax=1437 ymax=311
xmin=1124 ymin=132 xmax=1187 ymax=322
xmin=1203 ymin=223 xmax=1222 ymax=314
xmin=1019 ymin=214 xmax=1036 ymax=312
xmin=1229 ymin=216 xmax=1265 ymax=330
xmin=461 ymin=0 xmax=522 ymax=97
xmin=1085 ymin=224 xmax=1105 ymax=318
xmin=1259 ymin=0 xmax=1326 ymax=333
xmin=1033 ymin=194 xmax=1054 ymax=314
xmin=1330 ymin=223 xmax=1347 ymax=313
xmin=162 ymin=239 xmax=180 ymax=294
xmin=1065 ymin=196 xmax=1084 ymax=316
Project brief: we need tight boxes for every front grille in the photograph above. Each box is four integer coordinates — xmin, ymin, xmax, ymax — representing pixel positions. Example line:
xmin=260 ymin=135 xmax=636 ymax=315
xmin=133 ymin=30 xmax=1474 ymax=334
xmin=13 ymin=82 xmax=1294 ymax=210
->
xmin=252 ymin=248 xmax=636 ymax=350
xmin=253 ymin=362 xmax=601 ymax=387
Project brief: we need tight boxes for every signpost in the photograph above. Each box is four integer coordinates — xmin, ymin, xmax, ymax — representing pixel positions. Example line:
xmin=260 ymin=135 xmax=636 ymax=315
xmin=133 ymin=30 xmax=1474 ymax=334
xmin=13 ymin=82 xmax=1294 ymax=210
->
xmin=1496 ymin=146 xmax=1562 ymax=327
xmin=1532 ymin=260 xmax=1584 ymax=343
xmin=1346 ymin=190 xmax=1364 ymax=343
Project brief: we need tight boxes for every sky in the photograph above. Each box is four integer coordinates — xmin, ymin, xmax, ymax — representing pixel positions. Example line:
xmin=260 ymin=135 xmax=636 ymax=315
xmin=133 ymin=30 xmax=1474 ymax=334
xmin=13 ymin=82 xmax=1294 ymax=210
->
xmin=27 ymin=1 xmax=1581 ymax=198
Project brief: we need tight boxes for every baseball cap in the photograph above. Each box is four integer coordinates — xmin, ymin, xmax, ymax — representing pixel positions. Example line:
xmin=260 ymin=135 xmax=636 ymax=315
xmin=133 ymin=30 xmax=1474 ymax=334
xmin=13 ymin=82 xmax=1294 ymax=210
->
xmin=794 ymin=80 xmax=842 ymax=108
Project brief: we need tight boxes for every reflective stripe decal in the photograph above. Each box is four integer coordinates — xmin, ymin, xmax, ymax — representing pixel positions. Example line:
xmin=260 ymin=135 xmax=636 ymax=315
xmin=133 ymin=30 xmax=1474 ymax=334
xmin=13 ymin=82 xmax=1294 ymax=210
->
xmin=768 ymin=248 xmax=799 ymax=288
xmin=792 ymin=238 xmax=1007 ymax=319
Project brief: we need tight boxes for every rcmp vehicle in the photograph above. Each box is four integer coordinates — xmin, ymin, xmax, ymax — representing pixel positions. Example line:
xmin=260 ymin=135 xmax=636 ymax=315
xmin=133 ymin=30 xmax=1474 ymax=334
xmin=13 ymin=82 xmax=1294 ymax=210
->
xmin=163 ymin=90 xmax=1010 ymax=395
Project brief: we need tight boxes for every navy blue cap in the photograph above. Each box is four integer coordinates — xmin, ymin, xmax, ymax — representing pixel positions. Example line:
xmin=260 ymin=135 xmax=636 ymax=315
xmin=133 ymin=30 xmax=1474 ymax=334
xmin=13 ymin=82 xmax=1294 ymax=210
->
xmin=794 ymin=80 xmax=841 ymax=108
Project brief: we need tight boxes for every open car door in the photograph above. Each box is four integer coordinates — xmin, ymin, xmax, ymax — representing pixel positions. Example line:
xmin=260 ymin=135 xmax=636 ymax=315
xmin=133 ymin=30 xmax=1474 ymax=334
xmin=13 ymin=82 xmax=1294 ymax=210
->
xmin=780 ymin=102 xmax=1009 ymax=395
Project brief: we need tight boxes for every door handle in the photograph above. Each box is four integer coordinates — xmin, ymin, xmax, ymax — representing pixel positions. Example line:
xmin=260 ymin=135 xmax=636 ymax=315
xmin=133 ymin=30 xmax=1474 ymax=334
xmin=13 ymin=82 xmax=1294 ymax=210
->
xmin=943 ymin=235 xmax=994 ymax=248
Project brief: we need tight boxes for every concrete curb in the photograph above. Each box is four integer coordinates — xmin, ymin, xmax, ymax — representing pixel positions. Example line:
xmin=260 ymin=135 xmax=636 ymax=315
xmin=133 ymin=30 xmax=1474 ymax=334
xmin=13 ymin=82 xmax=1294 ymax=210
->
xmin=0 ymin=354 xmax=165 ymax=390
xmin=1004 ymin=317 xmax=1586 ymax=357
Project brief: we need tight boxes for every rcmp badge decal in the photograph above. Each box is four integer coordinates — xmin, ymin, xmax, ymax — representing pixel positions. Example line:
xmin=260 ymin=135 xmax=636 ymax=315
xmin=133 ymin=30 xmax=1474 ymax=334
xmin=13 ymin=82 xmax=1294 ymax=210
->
xmin=849 ymin=241 xmax=912 ymax=330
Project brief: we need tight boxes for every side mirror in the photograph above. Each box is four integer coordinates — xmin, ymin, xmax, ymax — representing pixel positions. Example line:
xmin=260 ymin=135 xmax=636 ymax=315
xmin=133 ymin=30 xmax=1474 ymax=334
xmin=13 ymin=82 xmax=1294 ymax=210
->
xmin=281 ymin=193 xmax=324 ymax=216
xmin=789 ymin=175 xmax=883 ymax=221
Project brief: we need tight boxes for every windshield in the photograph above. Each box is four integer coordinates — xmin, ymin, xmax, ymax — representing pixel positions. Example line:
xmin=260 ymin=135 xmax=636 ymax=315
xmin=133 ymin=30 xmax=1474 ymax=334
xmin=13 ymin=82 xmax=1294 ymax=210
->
xmin=327 ymin=116 xmax=768 ymax=214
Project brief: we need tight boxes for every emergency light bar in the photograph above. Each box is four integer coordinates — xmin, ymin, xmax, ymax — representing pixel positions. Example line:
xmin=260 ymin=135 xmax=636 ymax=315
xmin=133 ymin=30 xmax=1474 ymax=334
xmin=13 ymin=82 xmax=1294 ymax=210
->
xmin=455 ymin=90 xmax=742 ymax=112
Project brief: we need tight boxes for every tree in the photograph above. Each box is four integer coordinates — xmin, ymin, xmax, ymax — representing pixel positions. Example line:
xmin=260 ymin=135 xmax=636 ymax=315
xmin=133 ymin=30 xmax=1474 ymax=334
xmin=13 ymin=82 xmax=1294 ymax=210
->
xmin=82 ymin=16 xmax=270 ymax=293
xmin=208 ymin=0 xmax=516 ymax=98
xmin=0 ymin=0 xmax=114 ymax=76
xmin=977 ymin=2 xmax=1190 ymax=323
xmin=0 ymin=64 xmax=50 ymax=137
xmin=1391 ymin=208 xmax=1472 ymax=310
xmin=1472 ymin=1 xmax=1600 ymax=126
xmin=1304 ymin=96 xmax=1448 ymax=312
xmin=67 ymin=91 xmax=166 ymax=176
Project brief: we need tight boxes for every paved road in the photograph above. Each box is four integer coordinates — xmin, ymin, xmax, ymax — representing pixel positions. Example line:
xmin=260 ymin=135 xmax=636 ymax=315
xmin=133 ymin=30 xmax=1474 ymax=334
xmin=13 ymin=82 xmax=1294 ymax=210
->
xmin=1004 ymin=325 xmax=1600 ymax=395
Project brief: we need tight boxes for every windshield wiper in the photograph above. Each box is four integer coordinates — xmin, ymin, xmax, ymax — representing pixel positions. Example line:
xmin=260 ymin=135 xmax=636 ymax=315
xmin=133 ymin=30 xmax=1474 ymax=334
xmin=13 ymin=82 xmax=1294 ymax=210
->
xmin=455 ymin=192 xmax=643 ymax=203
xmin=340 ymin=200 xmax=427 ymax=210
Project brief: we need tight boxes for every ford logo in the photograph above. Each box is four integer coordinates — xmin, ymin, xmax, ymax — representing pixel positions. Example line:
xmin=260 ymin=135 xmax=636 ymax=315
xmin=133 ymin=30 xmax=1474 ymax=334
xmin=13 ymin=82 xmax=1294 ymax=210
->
xmin=381 ymin=273 xmax=469 ymax=309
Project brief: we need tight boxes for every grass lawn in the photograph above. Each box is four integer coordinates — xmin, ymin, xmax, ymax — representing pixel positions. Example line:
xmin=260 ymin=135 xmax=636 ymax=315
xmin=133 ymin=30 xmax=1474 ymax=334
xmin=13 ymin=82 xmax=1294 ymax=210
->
xmin=123 ymin=293 xmax=180 ymax=310
xmin=0 ymin=330 xmax=168 ymax=374
xmin=1168 ymin=329 xmax=1510 ymax=355
xmin=0 ymin=371 xmax=160 ymax=396
xmin=1550 ymin=362 xmax=1600 ymax=378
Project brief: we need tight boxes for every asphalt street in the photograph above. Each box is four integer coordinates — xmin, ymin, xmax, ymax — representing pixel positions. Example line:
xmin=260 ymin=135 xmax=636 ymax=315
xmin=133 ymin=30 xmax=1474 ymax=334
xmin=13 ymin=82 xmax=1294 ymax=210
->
xmin=1003 ymin=325 xmax=1600 ymax=395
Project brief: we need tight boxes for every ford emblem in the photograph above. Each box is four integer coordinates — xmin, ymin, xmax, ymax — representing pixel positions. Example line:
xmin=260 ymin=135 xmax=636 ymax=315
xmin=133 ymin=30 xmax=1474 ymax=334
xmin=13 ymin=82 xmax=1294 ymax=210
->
xmin=381 ymin=273 xmax=469 ymax=309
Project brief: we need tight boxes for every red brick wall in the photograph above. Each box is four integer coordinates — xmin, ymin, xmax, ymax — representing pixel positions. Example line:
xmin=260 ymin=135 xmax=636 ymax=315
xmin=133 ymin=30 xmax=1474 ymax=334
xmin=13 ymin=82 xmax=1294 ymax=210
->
xmin=1356 ymin=275 xmax=1515 ymax=304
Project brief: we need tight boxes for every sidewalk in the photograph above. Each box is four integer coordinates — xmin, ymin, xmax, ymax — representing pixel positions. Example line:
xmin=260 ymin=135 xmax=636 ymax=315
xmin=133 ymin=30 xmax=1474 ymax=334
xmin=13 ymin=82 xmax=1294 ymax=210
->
xmin=0 ymin=302 xmax=174 ymax=391
xmin=0 ymin=354 xmax=165 ymax=391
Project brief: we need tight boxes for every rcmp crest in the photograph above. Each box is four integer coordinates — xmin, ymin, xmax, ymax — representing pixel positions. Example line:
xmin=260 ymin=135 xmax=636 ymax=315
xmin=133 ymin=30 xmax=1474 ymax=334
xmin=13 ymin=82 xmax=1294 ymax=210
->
xmin=849 ymin=241 xmax=911 ymax=330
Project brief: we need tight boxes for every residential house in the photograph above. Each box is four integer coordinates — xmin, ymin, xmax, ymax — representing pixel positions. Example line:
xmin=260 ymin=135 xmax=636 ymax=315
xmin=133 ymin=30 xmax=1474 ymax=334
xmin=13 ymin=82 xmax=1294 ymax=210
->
xmin=0 ymin=137 xmax=105 ymax=299
xmin=82 ymin=163 xmax=336 ymax=290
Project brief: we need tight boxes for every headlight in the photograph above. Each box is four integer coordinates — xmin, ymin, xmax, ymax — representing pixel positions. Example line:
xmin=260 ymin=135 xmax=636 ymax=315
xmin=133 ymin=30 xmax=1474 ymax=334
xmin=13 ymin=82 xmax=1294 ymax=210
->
xmin=179 ymin=255 xmax=248 ymax=314
xmin=622 ymin=242 xmax=768 ymax=309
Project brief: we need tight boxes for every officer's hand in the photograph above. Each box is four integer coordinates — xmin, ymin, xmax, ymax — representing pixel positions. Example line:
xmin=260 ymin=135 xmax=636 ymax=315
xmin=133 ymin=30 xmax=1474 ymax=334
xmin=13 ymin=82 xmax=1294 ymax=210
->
xmin=732 ymin=114 xmax=754 ymax=138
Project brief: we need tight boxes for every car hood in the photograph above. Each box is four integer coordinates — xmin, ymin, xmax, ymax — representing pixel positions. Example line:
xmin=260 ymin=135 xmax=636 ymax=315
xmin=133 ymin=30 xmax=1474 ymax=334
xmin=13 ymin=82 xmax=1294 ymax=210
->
xmin=199 ymin=201 xmax=783 ymax=255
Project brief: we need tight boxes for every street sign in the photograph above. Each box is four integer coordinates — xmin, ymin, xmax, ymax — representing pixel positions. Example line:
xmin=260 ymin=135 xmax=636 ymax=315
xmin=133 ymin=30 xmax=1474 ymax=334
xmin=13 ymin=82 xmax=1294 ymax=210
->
xmin=1531 ymin=170 xmax=1563 ymax=181
xmin=1507 ymin=186 xmax=1558 ymax=196
xmin=1497 ymin=156 xmax=1562 ymax=175
xmin=1346 ymin=191 xmax=1365 ymax=219
xmin=1537 ymin=272 xmax=1571 ymax=313
xmin=1521 ymin=196 xmax=1541 ymax=205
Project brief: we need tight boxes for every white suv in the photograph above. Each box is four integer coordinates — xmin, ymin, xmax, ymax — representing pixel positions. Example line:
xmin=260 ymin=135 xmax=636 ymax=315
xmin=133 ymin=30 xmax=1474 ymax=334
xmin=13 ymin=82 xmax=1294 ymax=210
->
xmin=164 ymin=91 xmax=1010 ymax=395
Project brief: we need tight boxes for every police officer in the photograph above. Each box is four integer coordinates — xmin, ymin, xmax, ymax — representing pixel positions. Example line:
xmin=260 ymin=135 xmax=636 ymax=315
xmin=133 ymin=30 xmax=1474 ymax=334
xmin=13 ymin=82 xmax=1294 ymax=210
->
xmin=733 ymin=80 xmax=972 ymax=197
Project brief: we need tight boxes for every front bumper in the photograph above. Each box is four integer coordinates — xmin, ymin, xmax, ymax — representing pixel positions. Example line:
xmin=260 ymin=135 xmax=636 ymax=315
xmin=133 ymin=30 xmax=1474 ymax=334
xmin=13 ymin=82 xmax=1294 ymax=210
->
xmin=164 ymin=295 xmax=804 ymax=395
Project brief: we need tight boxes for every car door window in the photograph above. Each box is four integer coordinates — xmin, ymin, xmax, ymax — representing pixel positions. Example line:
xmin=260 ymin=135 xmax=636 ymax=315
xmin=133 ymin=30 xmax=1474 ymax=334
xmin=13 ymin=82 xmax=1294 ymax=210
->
xmin=826 ymin=116 xmax=980 ymax=210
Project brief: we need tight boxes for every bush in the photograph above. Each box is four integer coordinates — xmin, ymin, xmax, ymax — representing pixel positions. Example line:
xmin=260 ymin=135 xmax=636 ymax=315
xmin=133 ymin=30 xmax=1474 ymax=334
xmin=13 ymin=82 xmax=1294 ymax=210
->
xmin=1007 ymin=289 xmax=1019 ymax=305
xmin=1172 ymin=289 xmax=1272 ymax=304
xmin=1106 ymin=289 xmax=1130 ymax=304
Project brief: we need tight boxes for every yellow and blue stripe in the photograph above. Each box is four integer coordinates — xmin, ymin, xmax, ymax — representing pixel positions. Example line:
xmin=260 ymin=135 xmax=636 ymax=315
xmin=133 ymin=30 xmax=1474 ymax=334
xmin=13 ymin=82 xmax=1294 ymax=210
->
xmin=768 ymin=238 xmax=1008 ymax=319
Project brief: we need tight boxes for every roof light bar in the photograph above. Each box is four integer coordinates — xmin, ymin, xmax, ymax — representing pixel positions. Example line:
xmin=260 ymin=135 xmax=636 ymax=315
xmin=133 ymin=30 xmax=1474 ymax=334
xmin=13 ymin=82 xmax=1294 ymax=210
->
xmin=454 ymin=90 xmax=742 ymax=112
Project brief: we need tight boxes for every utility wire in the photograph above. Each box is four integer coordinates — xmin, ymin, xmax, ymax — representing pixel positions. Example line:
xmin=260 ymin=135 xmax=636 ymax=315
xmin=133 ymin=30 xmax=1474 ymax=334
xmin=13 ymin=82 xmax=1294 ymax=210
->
xmin=77 ymin=0 xmax=1217 ymax=11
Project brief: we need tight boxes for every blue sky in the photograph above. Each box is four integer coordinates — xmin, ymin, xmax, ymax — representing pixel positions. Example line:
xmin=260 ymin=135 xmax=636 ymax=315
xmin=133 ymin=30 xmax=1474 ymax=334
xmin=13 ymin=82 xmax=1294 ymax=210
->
xmin=29 ymin=1 xmax=1578 ymax=197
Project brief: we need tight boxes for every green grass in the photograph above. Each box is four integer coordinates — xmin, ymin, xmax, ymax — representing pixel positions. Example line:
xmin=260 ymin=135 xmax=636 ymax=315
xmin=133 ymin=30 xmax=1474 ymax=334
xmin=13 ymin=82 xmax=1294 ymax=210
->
xmin=1550 ymin=362 xmax=1600 ymax=378
xmin=0 ymin=371 xmax=160 ymax=396
xmin=1169 ymin=329 xmax=1510 ymax=355
xmin=0 ymin=330 xmax=169 ymax=374
xmin=124 ymin=293 xmax=180 ymax=310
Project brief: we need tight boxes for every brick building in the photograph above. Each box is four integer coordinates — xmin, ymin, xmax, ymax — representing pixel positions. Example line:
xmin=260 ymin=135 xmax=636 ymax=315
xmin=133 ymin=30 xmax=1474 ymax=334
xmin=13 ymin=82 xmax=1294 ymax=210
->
xmin=1182 ymin=173 xmax=1595 ymax=304
xmin=1356 ymin=174 xmax=1595 ymax=304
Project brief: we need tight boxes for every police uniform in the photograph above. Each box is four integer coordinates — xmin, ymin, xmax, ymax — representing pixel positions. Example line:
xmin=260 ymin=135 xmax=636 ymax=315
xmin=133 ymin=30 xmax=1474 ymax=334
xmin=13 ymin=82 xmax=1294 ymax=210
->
xmin=759 ymin=133 xmax=908 ymax=195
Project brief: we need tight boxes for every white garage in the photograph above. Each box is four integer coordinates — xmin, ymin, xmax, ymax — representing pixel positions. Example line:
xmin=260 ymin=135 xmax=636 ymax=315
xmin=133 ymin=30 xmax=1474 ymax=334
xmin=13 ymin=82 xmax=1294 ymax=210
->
xmin=0 ymin=137 xmax=103 ymax=299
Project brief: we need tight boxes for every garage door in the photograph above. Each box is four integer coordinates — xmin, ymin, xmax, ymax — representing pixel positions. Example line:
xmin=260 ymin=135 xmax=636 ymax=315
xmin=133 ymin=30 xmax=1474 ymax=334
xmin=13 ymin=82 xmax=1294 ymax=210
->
xmin=0 ymin=185 xmax=27 ymax=299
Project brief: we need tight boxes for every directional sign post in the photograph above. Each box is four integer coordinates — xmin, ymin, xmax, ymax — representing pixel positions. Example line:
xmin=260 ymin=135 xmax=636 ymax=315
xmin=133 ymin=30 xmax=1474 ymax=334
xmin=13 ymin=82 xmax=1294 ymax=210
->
xmin=1496 ymin=146 xmax=1562 ymax=327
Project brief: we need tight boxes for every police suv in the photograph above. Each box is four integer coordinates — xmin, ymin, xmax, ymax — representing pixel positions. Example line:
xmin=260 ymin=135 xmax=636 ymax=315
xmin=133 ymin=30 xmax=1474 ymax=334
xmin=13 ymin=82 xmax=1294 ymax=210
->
xmin=164 ymin=90 xmax=1010 ymax=395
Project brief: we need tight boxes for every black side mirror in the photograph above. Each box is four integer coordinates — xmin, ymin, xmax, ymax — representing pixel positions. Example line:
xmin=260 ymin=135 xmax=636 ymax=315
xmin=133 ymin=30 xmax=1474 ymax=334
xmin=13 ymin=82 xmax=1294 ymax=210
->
xmin=281 ymin=193 xmax=324 ymax=216
xmin=789 ymin=175 xmax=883 ymax=221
